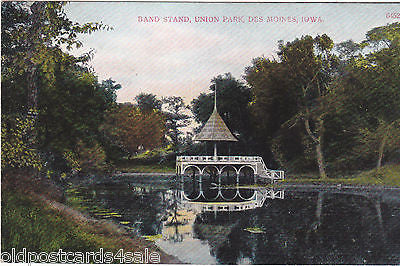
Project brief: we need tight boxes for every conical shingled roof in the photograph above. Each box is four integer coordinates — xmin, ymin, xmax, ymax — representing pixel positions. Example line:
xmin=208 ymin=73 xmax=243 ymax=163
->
xmin=194 ymin=108 xmax=238 ymax=142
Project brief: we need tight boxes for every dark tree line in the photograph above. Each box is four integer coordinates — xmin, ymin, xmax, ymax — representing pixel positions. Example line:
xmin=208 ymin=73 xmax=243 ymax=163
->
xmin=1 ymin=2 xmax=187 ymax=178
xmin=191 ymin=23 xmax=400 ymax=177
xmin=2 ymin=1 xmax=399 ymax=179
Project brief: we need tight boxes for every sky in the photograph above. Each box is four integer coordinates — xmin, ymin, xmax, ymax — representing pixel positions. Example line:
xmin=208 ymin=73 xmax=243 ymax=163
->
xmin=64 ymin=2 xmax=398 ymax=104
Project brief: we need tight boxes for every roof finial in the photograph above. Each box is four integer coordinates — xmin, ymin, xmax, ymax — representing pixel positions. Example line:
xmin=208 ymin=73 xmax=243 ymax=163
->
xmin=214 ymin=83 xmax=217 ymax=110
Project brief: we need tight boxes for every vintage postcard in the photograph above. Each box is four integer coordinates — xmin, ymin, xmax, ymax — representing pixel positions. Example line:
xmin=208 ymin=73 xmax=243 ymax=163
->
xmin=1 ymin=1 xmax=400 ymax=265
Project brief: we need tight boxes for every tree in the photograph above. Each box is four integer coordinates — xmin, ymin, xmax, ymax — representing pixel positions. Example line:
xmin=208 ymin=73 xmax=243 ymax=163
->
xmin=135 ymin=93 xmax=162 ymax=112
xmin=1 ymin=115 xmax=42 ymax=171
xmin=244 ymin=58 xmax=300 ymax=164
xmin=356 ymin=119 xmax=400 ymax=169
xmin=37 ymin=68 xmax=115 ymax=152
xmin=99 ymin=78 xmax=122 ymax=109
xmin=191 ymin=73 xmax=252 ymax=154
xmin=336 ymin=23 xmax=400 ymax=169
xmin=1 ymin=2 xmax=111 ymax=175
xmin=278 ymin=35 xmax=338 ymax=178
xmin=2 ymin=2 xmax=109 ymax=116
xmin=102 ymin=104 xmax=165 ymax=156
xmin=162 ymin=96 xmax=191 ymax=152
xmin=245 ymin=35 xmax=338 ymax=176
xmin=335 ymin=40 xmax=361 ymax=61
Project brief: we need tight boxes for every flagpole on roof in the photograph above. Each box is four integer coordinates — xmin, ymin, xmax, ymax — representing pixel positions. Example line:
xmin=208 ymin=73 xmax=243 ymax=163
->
xmin=214 ymin=82 xmax=217 ymax=110
xmin=214 ymin=82 xmax=217 ymax=157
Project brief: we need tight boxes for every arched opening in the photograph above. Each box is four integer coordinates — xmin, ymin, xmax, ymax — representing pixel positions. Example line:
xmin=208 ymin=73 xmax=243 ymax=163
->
xmin=202 ymin=165 xmax=219 ymax=200
xmin=183 ymin=166 xmax=201 ymax=200
xmin=220 ymin=165 xmax=238 ymax=200
xmin=238 ymin=166 xmax=255 ymax=199
xmin=238 ymin=166 xmax=255 ymax=186
xmin=220 ymin=166 xmax=237 ymax=186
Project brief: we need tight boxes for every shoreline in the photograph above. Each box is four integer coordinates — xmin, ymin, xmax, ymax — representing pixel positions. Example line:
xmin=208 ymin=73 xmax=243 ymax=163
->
xmin=1 ymin=171 xmax=182 ymax=264
xmin=41 ymin=195 xmax=182 ymax=264
xmin=107 ymin=171 xmax=400 ymax=189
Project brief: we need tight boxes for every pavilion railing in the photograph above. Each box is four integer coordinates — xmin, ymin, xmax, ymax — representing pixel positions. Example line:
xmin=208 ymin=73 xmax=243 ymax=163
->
xmin=176 ymin=155 xmax=262 ymax=163
xmin=176 ymin=155 xmax=284 ymax=180
xmin=259 ymin=157 xmax=284 ymax=180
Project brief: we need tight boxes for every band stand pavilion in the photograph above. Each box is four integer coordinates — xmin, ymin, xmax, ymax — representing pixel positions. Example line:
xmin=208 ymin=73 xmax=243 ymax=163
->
xmin=176 ymin=86 xmax=284 ymax=186
xmin=176 ymin=86 xmax=285 ymax=213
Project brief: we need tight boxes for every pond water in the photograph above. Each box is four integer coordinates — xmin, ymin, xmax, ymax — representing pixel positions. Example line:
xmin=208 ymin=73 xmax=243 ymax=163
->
xmin=66 ymin=180 xmax=400 ymax=264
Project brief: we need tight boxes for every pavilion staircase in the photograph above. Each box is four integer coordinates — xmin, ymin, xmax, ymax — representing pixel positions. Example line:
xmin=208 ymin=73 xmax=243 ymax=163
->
xmin=256 ymin=157 xmax=284 ymax=183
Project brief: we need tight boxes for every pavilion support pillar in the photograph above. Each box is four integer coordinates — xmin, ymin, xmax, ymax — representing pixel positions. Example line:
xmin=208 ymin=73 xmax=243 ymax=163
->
xmin=199 ymin=174 xmax=203 ymax=193
xmin=214 ymin=142 xmax=217 ymax=157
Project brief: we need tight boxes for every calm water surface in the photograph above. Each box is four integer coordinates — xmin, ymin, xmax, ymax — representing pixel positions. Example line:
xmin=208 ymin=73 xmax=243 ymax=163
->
xmin=66 ymin=180 xmax=400 ymax=264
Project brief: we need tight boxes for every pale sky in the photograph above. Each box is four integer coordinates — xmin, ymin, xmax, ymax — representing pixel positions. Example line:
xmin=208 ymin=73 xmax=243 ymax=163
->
xmin=64 ymin=2 xmax=398 ymax=104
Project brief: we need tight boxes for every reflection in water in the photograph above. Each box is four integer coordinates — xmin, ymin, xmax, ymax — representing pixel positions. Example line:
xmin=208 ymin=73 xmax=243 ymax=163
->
xmin=66 ymin=180 xmax=400 ymax=264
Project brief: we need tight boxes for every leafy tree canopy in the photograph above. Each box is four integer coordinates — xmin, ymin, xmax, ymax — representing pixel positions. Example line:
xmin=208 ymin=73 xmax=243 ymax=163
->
xmin=135 ymin=93 xmax=162 ymax=112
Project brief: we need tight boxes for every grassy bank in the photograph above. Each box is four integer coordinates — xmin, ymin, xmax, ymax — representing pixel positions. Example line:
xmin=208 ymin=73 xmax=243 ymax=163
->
xmin=2 ymin=190 xmax=107 ymax=254
xmin=1 ymin=172 xmax=180 ymax=263
xmin=114 ymin=160 xmax=400 ymax=188
xmin=115 ymin=162 xmax=175 ymax=173
xmin=283 ymin=164 xmax=400 ymax=187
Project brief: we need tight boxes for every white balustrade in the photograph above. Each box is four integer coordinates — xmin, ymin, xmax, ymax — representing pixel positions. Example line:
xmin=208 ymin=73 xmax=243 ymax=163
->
xmin=177 ymin=155 xmax=284 ymax=180
xmin=177 ymin=155 xmax=262 ymax=163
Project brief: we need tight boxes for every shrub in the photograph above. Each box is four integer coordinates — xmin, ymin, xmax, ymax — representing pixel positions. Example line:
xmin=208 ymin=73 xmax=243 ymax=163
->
xmin=1 ymin=114 xmax=43 ymax=171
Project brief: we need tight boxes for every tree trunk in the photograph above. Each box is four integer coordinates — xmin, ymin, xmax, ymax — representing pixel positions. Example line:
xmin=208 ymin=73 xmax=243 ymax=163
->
xmin=304 ymin=117 xmax=327 ymax=179
xmin=376 ymin=136 xmax=387 ymax=169
xmin=26 ymin=2 xmax=46 ymax=144
xmin=316 ymin=141 xmax=327 ymax=179
xmin=27 ymin=2 xmax=46 ymax=112
xmin=27 ymin=65 xmax=38 ymax=112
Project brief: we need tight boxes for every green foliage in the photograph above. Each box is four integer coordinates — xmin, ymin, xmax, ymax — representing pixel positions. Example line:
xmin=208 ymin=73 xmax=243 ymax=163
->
xmin=330 ymin=22 xmax=400 ymax=170
xmin=245 ymin=57 xmax=299 ymax=160
xmin=1 ymin=190 xmax=129 ymax=255
xmin=245 ymin=35 xmax=338 ymax=175
xmin=244 ymin=24 xmax=400 ymax=175
xmin=102 ymin=104 xmax=166 ymax=155
xmin=191 ymin=73 xmax=253 ymax=154
xmin=37 ymin=68 xmax=113 ymax=152
xmin=271 ymin=125 xmax=316 ymax=173
xmin=356 ymin=164 xmax=400 ymax=186
xmin=75 ymin=140 xmax=108 ymax=174
xmin=162 ymin=96 xmax=190 ymax=152
xmin=285 ymin=164 xmax=400 ymax=187
xmin=116 ymin=163 xmax=175 ymax=173
xmin=135 ymin=93 xmax=162 ymax=112
xmin=2 ymin=191 xmax=96 ymax=252
xmin=1 ymin=115 xmax=43 ymax=171
xmin=63 ymin=150 xmax=82 ymax=173
xmin=1 ymin=2 xmax=110 ymax=78
xmin=362 ymin=22 xmax=400 ymax=48
xmin=99 ymin=78 xmax=121 ymax=109
xmin=1 ymin=2 xmax=115 ymax=177
xmin=355 ymin=119 xmax=400 ymax=167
